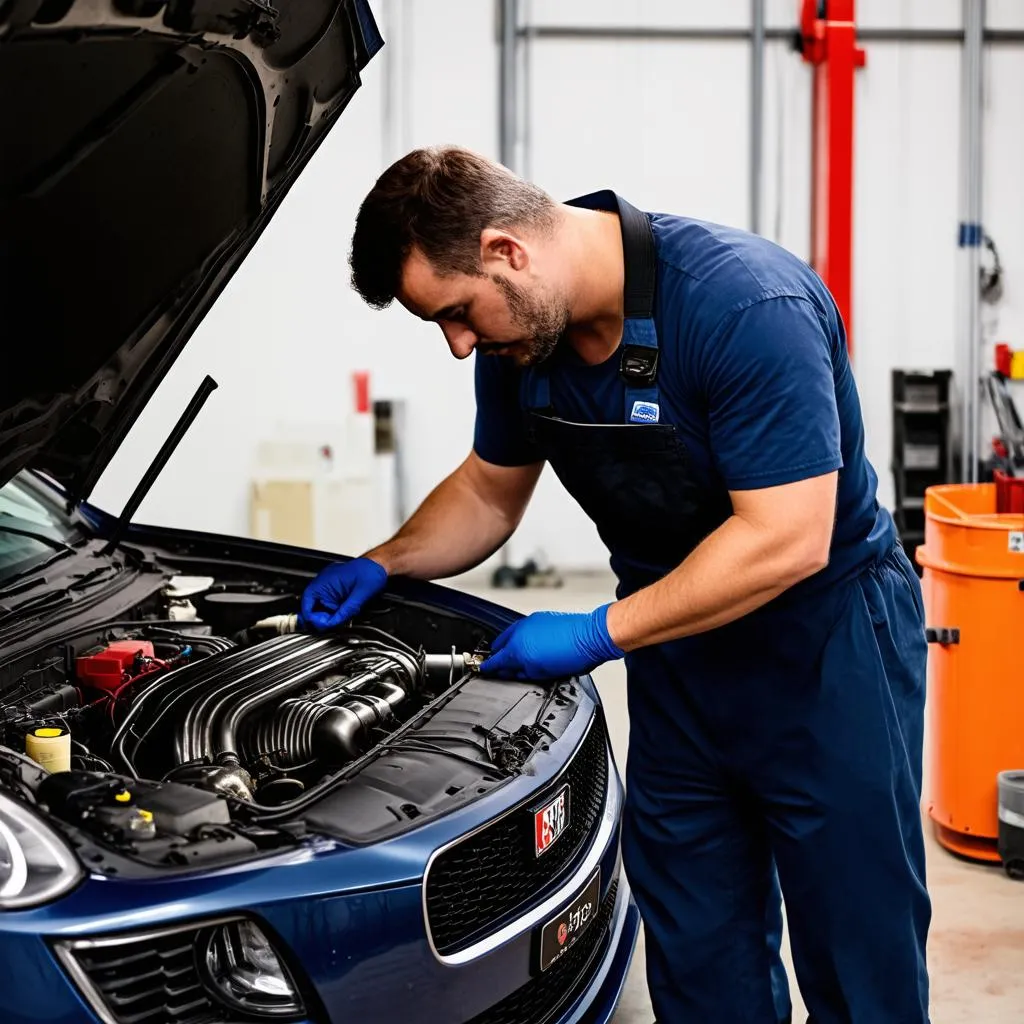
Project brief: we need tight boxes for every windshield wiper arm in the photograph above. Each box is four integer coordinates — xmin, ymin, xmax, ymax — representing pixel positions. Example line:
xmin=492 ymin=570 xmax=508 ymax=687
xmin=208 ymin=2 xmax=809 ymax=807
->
xmin=67 ymin=564 xmax=120 ymax=590
xmin=0 ymin=589 xmax=72 ymax=623
xmin=0 ymin=550 xmax=76 ymax=596
xmin=0 ymin=522 xmax=77 ymax=596
xmin=0 ymin=562 xmax=123 ymax=624
xmin=0 ymin=521 xmax=75 ymax=553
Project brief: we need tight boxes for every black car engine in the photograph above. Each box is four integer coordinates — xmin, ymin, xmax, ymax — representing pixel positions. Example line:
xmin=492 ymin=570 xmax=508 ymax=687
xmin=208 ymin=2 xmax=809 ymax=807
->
xmin=112 ymin=623 xmax=477 ymax=804
xmin=0 ymin=572 xmax=580 ymax=871
xmin=2 ymin=615 xmax=481 ymax=803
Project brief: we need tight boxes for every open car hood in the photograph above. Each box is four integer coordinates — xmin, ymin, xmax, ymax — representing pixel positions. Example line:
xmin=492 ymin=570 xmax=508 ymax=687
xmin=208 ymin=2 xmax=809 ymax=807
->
xmin=0 ymin=0 xmax=382 ymax=500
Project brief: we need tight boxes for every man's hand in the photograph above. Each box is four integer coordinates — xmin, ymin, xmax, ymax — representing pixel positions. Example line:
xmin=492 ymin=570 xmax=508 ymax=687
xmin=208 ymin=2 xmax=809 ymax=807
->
xmin=299 ymin=557 xmax=388 ymax=631
xmin=480 ymin=605 xmax=624 ymax=680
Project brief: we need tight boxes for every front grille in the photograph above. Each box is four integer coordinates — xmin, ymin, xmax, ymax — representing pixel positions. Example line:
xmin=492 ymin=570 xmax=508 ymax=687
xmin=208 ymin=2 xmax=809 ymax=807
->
xmin=426 ymin=712 xmax=609 ymax=955
xmin=468 ymin=880 xmax=619 ymax=1024
xmin=58 ymin=923 xmax=224 ymax=1024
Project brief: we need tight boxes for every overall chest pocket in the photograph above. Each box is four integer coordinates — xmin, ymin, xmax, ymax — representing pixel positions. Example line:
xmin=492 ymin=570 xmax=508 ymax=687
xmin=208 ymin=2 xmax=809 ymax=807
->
xmin=528 ymin=415 xmax=716 ymax=562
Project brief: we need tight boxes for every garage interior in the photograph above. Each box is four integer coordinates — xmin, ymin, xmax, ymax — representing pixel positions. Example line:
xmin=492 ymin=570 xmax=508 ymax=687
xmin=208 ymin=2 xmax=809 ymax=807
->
xmin=72 ymin=1 xmax=1024 ymax=1021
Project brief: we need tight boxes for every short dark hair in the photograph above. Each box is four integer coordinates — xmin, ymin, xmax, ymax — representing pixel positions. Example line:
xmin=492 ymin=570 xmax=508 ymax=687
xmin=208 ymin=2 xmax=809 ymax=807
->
xmin=349 ymin=146 xmax=557 ymax=309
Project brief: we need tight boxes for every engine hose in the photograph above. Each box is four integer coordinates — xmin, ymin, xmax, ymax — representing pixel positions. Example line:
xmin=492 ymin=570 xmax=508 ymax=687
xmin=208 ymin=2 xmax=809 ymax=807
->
xmin=207 ymin=643 xmax=357 ymax=764
xmin=243 ymin=692 xmax=394 ymax=767
xmin=115 ymin=634 xmax=297 ymax=772
xmin=183 ymin=635 xmax=336 ymax=763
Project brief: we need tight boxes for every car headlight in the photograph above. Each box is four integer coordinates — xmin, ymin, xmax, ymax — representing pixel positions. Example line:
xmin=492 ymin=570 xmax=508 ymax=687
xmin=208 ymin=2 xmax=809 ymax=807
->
xmin=202 ymin=919 xmax=304 ymax=1018
xmin=0 ymin=791 xmax=82 ymax=909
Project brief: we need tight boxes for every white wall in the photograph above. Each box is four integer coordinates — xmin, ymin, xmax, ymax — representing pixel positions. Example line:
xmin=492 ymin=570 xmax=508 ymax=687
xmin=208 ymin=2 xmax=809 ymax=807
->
xmin=92 ymin=0 xmax=1024 ymax=569
xmin=851 ymin=6 xmax=1024 ymax=507
xmin=983 ymin=38 xmax=1024 ymax=363
xmin=853 ymin=39 xmax=962 ymax=503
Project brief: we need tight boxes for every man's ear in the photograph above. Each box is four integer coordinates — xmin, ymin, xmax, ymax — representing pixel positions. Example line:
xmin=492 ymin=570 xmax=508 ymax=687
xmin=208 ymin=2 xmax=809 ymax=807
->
xmin=480 ymin=228 xmax=529 ymax=272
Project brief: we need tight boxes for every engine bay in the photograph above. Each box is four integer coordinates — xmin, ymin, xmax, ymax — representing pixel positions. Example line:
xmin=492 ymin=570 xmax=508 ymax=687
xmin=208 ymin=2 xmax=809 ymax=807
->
xmin=0 ymin=570 xmax=582 ymax=872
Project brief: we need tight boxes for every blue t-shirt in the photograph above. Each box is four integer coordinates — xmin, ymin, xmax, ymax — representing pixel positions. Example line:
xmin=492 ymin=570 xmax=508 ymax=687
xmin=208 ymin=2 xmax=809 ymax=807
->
xmin=473 ymin=193 xmax=894 ymax=590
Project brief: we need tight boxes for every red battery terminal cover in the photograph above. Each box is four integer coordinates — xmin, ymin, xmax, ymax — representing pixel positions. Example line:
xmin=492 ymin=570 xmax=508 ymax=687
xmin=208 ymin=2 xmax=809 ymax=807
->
xmin=76 ymin=640 xmax=155 ymax=693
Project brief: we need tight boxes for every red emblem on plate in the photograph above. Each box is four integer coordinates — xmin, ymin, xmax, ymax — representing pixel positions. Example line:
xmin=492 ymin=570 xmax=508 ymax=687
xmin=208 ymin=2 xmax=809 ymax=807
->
xmin=557 ymin=922 xmax=568 ymax=945
xmin=534 ymin=786 xmax=569 ymax=857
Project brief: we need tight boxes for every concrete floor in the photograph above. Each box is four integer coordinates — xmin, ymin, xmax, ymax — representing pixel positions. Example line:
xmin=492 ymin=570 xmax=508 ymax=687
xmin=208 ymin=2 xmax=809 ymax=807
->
xmin=453 ymin=569 xmax=1024 ymax=1023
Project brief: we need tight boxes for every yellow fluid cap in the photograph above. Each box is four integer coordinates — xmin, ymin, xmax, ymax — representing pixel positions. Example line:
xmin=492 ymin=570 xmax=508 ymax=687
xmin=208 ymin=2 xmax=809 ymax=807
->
xmin=137 ymin=810 xmax=153 ymax=822
xmin=115 ymin=791 xmax=132 ymax=803
xmin=34 ymin=727 xmax=63 ymax=738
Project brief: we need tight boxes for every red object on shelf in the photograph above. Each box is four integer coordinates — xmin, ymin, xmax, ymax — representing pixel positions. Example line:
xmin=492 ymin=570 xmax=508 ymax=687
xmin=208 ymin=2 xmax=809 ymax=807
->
xmin=995 ymin=343 xmax=1013 ymax=376
xmin=352 ymin=371 xmax=370 ymax=414
xmin=76 ymin=640 xmax=155 ymax=693
xmin=799 ymin=0 xmax=866 ymax=358
xmin=994 ymin=470 xmax=1024 ymax=514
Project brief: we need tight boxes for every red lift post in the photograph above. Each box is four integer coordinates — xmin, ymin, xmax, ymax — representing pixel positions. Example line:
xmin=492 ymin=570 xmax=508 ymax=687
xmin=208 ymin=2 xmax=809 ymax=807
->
xmin=799 ymin=0 xmax=865 ymax=356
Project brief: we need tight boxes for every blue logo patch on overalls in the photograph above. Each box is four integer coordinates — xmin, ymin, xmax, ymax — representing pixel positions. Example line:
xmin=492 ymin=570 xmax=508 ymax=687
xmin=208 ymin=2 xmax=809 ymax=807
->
xmin=630 ymin=400 xmax=660 ymax=423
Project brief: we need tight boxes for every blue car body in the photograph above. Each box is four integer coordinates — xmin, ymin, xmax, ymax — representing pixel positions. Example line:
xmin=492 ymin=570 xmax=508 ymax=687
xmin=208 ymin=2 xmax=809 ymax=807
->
xmin=0 ymin=497 xmax=639 ymax=1023
xmin=0 ymin=5 xmax=639 ymax=1020
xmin=1 ymin=594 xmax=638 ymax=1024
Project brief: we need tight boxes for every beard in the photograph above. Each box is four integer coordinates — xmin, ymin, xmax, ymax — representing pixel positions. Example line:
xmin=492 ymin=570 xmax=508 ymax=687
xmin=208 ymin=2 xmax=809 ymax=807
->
xmin=489 ymin=274 xmax=571 ymax=367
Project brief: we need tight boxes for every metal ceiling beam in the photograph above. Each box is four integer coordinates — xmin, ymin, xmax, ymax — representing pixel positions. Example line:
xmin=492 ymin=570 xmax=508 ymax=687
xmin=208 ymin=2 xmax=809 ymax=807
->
xmin=517 ymin=26 xmax=1024 ymax=45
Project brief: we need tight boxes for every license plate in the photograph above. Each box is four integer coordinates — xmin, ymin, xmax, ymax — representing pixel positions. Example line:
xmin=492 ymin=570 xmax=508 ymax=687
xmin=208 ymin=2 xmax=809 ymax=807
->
xmin=538 ymin=869 xmax=601 ymax=972
xmin=534 ymin=784 xmax=570 ymax=857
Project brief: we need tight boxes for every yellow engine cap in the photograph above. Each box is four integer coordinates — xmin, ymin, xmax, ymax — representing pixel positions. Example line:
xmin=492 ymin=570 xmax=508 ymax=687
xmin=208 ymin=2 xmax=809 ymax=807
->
xmin=34 ymin=728 xmax=63 ymax=738
xmin=114 ymin=791 xmax=132 ymax=803
xmin=137 ymin=810 xmax=153 ymax=822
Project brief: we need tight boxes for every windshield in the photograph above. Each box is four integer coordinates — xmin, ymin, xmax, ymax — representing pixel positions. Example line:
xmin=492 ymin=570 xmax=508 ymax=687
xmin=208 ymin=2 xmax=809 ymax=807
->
xmin=0 ymin=474 xmax=80 ymax=581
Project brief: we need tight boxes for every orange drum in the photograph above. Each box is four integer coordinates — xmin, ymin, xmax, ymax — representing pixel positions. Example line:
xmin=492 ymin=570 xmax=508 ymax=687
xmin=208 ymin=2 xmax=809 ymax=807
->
xmin=916 ymin=483 xmax=1024 ymax=862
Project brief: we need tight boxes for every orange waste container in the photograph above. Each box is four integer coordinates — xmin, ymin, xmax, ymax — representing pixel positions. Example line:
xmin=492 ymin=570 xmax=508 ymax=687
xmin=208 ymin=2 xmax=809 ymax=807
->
xmin=916 ymin=483 xmax=1024 ymax=862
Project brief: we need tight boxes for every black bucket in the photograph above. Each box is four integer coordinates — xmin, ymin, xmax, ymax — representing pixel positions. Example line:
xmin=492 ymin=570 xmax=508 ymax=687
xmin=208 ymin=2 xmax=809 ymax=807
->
xmin=998 ymin=770 xmax=1024 ymax=880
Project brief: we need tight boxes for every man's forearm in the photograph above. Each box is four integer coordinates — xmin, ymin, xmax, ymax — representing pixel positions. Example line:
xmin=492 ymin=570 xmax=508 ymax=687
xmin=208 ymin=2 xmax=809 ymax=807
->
xmin=365 ymin=456 xmax=540 ymax=580
xmin=365 ymin=473 xmax=510 ymax=579
xmin=605 ymin=513 xmax=828 ymax=652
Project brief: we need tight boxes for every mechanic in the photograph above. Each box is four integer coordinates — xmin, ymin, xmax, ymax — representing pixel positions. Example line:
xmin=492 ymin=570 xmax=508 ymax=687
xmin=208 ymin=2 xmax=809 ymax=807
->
xmin=300 ymin=146 xmax=931 ymax=1024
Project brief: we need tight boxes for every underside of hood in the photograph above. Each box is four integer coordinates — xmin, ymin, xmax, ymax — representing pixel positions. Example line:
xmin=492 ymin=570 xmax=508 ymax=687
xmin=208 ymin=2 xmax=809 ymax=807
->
xmin=0 ymin=0 xmax=382 ymax=500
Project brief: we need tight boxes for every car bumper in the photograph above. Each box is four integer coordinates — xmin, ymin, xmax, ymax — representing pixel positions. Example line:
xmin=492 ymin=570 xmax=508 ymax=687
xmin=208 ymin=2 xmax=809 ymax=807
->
xmin=0 ymin=887 xmax=639 ymax=1024
xmin=547 ymin=873 xmax=641 ymax=1024
xmin=0 ymin=705 xmax=639 ymax=1024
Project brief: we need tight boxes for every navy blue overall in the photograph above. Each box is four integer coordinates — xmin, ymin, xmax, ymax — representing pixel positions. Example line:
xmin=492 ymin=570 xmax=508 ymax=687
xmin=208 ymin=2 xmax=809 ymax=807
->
xmin=515 ymin=197 xmax=932 ymax=1022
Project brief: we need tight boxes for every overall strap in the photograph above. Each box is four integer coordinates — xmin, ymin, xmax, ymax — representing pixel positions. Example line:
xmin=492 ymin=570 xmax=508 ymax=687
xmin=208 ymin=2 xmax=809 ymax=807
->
xmin=616 ymin=195 xmax=662 ymax=424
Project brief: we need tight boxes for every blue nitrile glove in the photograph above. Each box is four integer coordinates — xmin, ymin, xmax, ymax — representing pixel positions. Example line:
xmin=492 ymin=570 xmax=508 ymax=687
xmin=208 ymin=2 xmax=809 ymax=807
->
xmin=299 ymin=557 xmax=388 ymax=631
xmin=480 ymin=604 xmax=624 ymax=680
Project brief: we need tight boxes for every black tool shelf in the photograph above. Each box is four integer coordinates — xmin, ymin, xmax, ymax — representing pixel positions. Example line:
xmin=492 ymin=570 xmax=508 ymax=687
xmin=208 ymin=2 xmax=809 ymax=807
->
xmin=891 ymin=369 xmax=953 ymax=573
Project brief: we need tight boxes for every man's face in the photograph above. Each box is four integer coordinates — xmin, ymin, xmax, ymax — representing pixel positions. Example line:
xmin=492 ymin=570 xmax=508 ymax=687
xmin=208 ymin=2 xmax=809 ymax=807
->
xmin=398 ymin=247 xmax=569 ymax=368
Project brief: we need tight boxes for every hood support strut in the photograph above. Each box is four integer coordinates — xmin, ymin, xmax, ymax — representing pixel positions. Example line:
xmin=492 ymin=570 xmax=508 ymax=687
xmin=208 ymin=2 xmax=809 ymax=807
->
xmin=101 ymin=375 xmax=218 ymax=556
